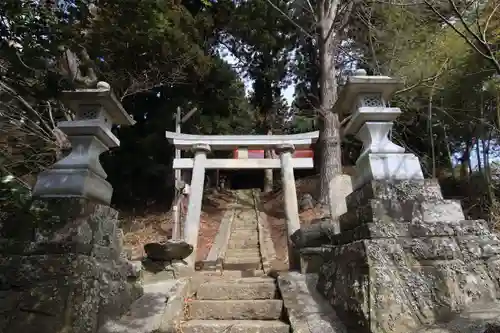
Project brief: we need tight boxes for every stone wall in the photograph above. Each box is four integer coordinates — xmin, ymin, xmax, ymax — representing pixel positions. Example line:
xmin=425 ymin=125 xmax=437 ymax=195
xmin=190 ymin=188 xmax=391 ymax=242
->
xmin=0 ymin=199 xmax=142 ymax=333
xmin=316 ymin=180 xmax=500 ymax=333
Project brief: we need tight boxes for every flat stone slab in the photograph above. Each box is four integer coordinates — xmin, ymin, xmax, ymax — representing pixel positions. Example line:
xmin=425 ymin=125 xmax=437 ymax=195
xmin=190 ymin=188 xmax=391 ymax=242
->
xmin=197 ymin=280 xmax=276 ymax=300
xmin=206 ymin=206 xmax=236 ymax=264
xmin=181 ymin=320 xmax=289 ymax=333
xmin=98 ymin=280 xmax=180 ymax=333
xmin=188 ymin=300 xmax=283 ymax=320
xmin=277 ymin=272 xmax=347 ymax=333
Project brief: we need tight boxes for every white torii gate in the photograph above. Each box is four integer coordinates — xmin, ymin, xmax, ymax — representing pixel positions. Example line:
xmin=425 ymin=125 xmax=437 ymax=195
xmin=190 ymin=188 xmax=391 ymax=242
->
xmin=165 ymin=131 xmax=319 ymax=267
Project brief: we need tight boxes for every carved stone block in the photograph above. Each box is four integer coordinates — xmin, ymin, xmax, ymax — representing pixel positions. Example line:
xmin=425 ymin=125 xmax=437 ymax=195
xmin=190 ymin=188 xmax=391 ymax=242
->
xmin=317 ymin=180 xmax=500 ymax=333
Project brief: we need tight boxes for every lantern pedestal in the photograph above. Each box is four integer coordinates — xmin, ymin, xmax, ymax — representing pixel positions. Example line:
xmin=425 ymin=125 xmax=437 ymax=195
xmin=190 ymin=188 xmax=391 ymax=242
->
xmin=32 ymin=87 xmax=134 ymax=205
xmin=353 ymin=153 xmax=424 ymax=190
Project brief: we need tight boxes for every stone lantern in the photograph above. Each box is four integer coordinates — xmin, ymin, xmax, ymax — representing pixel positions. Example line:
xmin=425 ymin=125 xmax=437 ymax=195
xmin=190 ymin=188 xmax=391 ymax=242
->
xmin=32 ymin=82 xmax=135 ymax=204
xmin=0 ymin=83 xmax=144 ymax=333
xmin=338 ymin=70 xmax=424 ymax=189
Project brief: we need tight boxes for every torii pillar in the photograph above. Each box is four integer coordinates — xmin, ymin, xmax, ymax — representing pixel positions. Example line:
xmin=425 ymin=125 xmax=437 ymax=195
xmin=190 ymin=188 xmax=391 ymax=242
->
xmin=183 ymin=143 xmax=211 ymax=267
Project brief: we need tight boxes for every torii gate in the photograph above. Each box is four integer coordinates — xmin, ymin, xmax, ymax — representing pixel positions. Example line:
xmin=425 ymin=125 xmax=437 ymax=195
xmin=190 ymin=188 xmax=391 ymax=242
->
xmin=165 ymin=131 xmax=319 ymax=267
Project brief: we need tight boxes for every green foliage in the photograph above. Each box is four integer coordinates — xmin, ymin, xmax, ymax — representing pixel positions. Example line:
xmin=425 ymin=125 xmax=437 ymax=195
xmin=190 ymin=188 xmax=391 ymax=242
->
xmin=0 ymin=168 xmax=56 ymax=239
xmin=220 ymin=0 xmax=297 ymax=134
xmin=87 ymin=0 xmax=214 ymax=96
xmin=4 ymin=0 xmax=499 ymax=216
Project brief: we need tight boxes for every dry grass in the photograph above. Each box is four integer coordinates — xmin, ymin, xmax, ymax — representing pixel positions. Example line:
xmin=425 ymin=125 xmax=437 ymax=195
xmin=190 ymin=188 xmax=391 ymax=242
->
xmin=121 ymin=190 xmax=235 ymax=261
xmin=121 ymin=211 xmax=172 ymax=260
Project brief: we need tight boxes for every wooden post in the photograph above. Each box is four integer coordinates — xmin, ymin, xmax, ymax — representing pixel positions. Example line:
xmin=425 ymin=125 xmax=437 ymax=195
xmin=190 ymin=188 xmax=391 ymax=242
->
xmin=172 ymin=107 xmax=182 ymax=240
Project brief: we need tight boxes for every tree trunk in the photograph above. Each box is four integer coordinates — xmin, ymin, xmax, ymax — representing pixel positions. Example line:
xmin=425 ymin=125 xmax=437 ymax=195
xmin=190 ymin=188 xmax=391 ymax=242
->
xmin=317 ymin=0 xmax=342 ymax=215
xmin=459 ymin=138 xmax=472 ymax=179
xmin=475 ymin=139 xmax=482 ymax=173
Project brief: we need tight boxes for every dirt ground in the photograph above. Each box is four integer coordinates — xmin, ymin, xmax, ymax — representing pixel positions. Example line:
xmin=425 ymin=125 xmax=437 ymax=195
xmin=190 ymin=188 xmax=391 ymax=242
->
xmin=121 ymin=190 xmax=235 ymax=262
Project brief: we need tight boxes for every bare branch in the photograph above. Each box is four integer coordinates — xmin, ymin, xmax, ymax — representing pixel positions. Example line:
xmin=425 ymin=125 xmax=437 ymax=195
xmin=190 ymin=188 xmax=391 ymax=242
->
xmin=264 ymin=0 xmax=315 ymax=39
xmin=423 ymin=0 xmax=500 ymax=74
xmin=483 ymin=2 xmax=500 ymax=42
xmin=305 ymin=0 xmax=318 ymax=21
xmin=423 ymin=0 xmax=491 ymax=59
xmin=0 ymin=79 xmax=53 ymax=134
xmin=448 ymin=0 xmax=485 ymax=49
xmin=46 ymin=101 xmax=56 ymax=128
xmin=395 ymin=69 xmax=448 ymax=95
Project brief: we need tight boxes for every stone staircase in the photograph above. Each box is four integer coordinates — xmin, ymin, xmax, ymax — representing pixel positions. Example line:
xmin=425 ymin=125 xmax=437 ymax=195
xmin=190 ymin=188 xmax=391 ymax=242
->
xmin=97 ymin=188 xmax=341 ymax=333
xmin=181 ymin=274 xmax=289 ymax=333
xmin=224 ymin=201 xmax=263 ymax=271
xmin=181 ymin=190 xmax=288 ymax=332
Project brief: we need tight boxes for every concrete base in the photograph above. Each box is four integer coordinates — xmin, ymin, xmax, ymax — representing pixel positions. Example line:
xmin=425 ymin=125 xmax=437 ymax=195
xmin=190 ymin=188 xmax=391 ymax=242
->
xmin=32 ymin=168 xmax=113 ymax=205
xmin=354 ymin=153 xmax=423 ymax=190
xmin=329 ymin=174 xmax=353 ymax=220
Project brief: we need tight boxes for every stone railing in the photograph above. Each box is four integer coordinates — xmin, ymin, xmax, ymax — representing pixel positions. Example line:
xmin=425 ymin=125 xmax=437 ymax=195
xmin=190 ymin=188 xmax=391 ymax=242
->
xmin=0 ymin=82 xmax=142 ymax=333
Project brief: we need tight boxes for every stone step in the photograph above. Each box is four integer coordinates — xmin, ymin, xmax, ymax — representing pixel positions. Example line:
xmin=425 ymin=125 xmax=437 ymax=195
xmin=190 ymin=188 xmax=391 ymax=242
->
xmin=232 ymin=220 xmax=258 ymax=225
xmin=232 ymin=214 xmax=257 ymax=221
xmin=191 ymin=273 xmax=269 ymax=292
xmin=226 ymin=249 xmax=261 ymax=257
xmin=197 ymin=280 xmax=276 ymax=300
xmin=227 ymin=247 xmax=261 ymax=253
xmin=229 ymin=234 xmax=258 ymax=241
xmin=228 ymin=235 xmax=258 ymax=241
xmin=225 ymin=257 xmax=261 ymax=264
xmin=224 ymin=256 xmax=261 ymax=264
xmin=193 ymin=270 xmax=274 ymax=283
xmin=227 ymin=242 xmax=259 ymax=249
xmin=181 ymin=320 xmax=289 ymax=333
xmin=223 ymin=262 xmax=262 ymax=271
xmin=225 ymin=255 xmax=261 ymax=262
xmin=188 ymin=300 xmax=283 ymax=320
xmin=232 ymin=224 xmax=257 ymax=232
